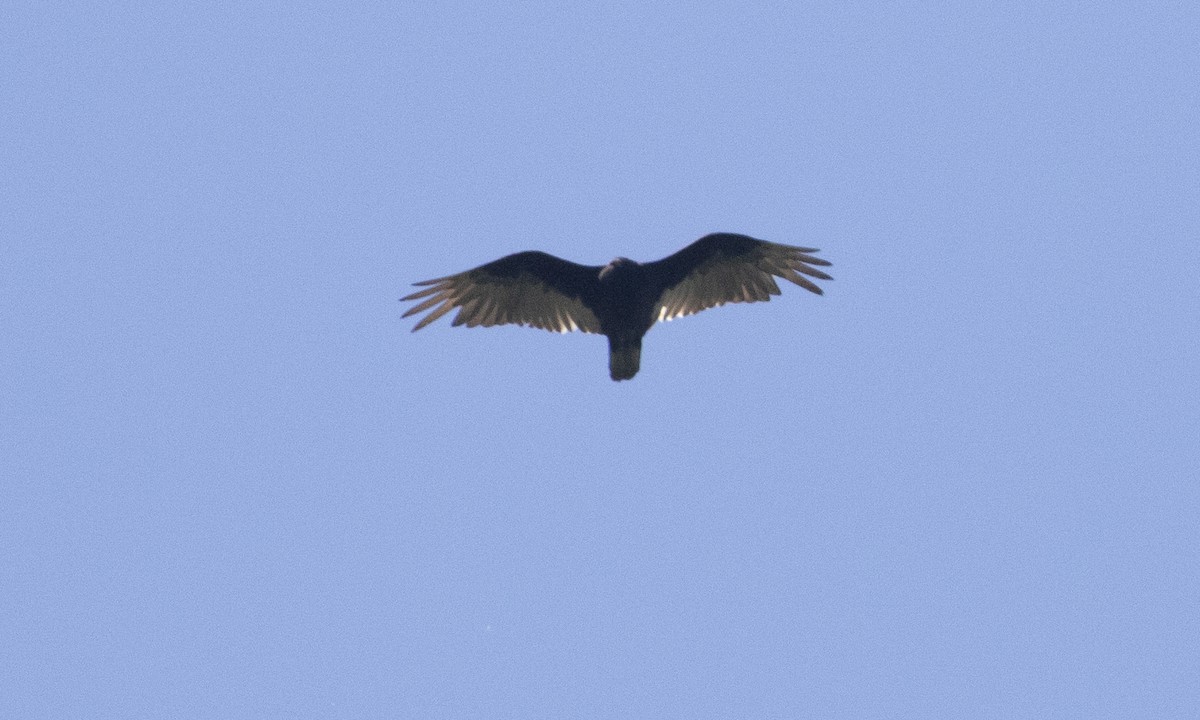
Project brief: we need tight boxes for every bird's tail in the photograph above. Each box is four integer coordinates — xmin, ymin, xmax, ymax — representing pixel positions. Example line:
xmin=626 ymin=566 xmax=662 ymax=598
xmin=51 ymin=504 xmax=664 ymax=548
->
xmin=608 ymin=336 xmax=642 ymax=381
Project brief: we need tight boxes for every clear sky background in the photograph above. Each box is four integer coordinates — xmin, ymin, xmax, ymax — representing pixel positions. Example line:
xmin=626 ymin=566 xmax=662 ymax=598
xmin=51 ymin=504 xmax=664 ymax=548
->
xmin=4 ymin=2 xmax=1198 ymax=718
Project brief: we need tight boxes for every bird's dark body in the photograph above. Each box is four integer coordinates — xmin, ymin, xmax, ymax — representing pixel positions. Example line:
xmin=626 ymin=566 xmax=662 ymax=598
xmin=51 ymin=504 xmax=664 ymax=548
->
xmin=593 ymin=258 xmax=659 ymax=380
xmin=593 ymin=259 xmax=655 ymax=334
xmin=402 ymin=233 xmax=832 ymax=381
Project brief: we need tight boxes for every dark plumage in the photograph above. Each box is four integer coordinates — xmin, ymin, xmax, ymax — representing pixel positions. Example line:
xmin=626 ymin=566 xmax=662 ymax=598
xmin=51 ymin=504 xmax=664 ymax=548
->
xmin=402 ymin=232 xmax=832 ymax=381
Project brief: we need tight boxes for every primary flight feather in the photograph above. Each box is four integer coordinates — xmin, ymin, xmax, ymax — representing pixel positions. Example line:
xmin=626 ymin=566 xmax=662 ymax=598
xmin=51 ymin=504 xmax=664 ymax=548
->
xmin=403 ymin=232 xmax=832 ymax=381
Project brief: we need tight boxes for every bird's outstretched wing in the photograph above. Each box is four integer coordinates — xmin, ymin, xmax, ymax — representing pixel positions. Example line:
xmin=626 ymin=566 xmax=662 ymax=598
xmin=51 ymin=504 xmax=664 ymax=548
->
xmin=402 ymin=251 xmax=604 ymax=333
xmin=647 ymin=233 xmax=832 ymax=322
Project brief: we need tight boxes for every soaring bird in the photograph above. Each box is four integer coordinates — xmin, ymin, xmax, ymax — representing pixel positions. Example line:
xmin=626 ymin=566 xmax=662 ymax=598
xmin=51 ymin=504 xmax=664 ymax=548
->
xmin=402 ymin=232 xmax=831 ymax=381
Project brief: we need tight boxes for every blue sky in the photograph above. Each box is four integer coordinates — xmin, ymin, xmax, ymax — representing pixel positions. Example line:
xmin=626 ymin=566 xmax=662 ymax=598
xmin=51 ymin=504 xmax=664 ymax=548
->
xmin=4 ymin=2 xmax=1198 ymax=717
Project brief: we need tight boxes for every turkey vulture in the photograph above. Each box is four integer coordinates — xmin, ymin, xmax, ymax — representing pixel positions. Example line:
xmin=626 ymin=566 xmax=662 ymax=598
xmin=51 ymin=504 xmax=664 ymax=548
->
xmin=403 ymin=232 xmax=831 ymax=381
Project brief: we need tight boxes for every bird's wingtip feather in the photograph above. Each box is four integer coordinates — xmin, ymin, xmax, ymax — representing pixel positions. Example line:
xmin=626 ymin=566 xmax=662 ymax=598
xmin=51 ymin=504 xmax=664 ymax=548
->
xmin=410 ymin=275 xmax=453 ymax=287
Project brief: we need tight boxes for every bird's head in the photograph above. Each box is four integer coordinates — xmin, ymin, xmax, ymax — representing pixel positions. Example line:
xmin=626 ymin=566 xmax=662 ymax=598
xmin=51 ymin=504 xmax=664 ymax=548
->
xmin=599 ymin=257 xmax=636 ymax=281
